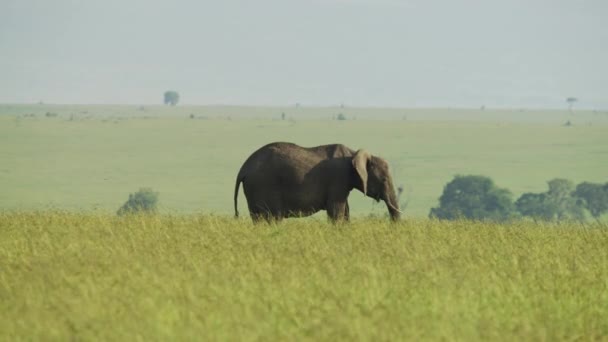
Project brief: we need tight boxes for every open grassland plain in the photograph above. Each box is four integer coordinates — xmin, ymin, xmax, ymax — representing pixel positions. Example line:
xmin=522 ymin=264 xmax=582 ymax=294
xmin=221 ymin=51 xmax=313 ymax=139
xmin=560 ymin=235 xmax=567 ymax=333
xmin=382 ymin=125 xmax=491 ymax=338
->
xmin=1 ymin=212 xmax=607 ymax=340
xmin=1 ymin=104 xmax=607 ymax=217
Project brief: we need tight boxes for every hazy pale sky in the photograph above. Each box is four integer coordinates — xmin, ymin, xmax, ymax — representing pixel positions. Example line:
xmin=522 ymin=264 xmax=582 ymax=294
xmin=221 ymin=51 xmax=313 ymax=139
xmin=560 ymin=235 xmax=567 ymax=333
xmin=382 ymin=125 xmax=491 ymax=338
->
xmin=1 ymin=0 xmax=607 ymax=108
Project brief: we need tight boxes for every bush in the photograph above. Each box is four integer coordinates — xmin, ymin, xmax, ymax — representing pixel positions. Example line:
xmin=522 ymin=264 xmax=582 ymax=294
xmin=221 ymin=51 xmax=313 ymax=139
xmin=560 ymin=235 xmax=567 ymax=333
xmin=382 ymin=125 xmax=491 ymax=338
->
xmin=117 ymin=188 xmax=159 ymax=216
xmin=429 ymin=175 xmax=515 ymax=222
xmin=337 ymin=113 xmax=346 ymax=121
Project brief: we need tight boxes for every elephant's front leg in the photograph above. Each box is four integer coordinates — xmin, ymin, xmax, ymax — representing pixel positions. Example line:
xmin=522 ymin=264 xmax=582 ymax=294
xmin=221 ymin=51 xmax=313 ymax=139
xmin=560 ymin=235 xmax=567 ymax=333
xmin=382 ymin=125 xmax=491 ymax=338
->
xmin=327 ymin=200 xmax=348 ymax=223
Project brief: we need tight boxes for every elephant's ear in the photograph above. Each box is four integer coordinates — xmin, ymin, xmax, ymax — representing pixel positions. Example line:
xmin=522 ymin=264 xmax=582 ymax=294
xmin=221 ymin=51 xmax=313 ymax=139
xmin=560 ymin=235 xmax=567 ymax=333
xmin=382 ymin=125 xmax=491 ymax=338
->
xmin=352 ymin=149 xmax=371 ymax=195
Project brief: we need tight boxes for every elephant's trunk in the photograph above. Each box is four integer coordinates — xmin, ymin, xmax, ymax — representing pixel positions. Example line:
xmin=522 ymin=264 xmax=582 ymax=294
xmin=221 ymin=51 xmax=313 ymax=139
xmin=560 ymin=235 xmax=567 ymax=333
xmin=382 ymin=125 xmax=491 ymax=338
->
xmin=384 ymin=186 xmax=401 ymax=221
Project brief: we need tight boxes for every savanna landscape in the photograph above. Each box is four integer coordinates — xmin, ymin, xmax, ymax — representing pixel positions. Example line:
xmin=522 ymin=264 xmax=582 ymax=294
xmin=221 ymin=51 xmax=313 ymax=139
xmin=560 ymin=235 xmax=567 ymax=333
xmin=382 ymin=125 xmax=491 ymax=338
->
xmin=1 ymin=104 xmax=607 ymax=340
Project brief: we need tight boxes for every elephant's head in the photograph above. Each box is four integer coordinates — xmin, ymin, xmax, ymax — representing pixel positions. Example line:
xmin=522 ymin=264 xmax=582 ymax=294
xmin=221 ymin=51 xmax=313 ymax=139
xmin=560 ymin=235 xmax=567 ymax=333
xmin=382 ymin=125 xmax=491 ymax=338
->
xmin=352 ymin=149 xmax=401 ymax=221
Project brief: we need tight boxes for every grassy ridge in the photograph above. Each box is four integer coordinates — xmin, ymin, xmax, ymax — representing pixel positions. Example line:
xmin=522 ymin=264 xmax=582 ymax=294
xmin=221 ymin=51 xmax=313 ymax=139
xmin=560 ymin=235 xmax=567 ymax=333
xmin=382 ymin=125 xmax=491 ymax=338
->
xmin=1 ymin=212 xmax=606 ymax=340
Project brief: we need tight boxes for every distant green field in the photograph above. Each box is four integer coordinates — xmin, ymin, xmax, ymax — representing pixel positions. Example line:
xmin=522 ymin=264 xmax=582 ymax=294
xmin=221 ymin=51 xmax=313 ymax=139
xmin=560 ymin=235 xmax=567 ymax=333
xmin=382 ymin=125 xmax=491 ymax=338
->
xmin=1 ymin=104 xmax=607 ymax=217
xmin=1 ymin=212 xmax=606 ymax=340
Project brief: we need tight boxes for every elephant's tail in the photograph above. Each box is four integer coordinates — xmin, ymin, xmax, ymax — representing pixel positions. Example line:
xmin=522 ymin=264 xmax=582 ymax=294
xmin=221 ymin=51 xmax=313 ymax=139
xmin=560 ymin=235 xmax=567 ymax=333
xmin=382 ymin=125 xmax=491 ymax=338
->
xmin=234 ymin=174 xmax=244 ymax=218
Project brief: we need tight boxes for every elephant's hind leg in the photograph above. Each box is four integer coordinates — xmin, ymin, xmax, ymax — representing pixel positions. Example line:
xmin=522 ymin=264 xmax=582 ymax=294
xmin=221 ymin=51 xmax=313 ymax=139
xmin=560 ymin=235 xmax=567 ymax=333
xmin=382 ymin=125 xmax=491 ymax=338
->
xmin=249 ymin=211 xmax=265 ymax=224
xmin=249 ymin=203 xmax=283 ymax=224
xmin=345 ymin=201 xmax=350 ymax=222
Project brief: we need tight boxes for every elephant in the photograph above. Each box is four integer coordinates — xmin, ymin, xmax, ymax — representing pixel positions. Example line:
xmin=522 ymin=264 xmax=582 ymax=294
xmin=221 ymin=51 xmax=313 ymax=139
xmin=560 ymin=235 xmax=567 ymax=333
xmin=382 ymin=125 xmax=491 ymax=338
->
xmin=233 ymin=142 xmax=401 ymax=222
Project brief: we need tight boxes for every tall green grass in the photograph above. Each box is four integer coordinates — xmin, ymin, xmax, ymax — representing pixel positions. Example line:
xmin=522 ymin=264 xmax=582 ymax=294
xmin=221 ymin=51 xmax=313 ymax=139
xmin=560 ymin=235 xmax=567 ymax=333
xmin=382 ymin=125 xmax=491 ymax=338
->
xmin=1 ymin=212 xmax=606 ymax=340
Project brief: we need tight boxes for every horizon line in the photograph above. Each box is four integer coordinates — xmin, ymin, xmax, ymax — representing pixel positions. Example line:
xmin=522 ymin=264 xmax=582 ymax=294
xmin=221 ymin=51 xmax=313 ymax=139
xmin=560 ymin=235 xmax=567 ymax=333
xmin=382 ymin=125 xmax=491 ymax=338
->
xmin=1 ymin=102 xmax=605 ymax=112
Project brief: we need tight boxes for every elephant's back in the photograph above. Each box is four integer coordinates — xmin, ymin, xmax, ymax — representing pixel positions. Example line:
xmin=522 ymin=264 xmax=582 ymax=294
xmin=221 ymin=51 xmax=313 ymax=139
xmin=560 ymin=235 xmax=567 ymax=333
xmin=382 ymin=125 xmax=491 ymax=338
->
xmin=251 ymin=143 xmax=320 ymax=170
xmin=252 ymin=142 xmax=354 ymax=159
xmin=239 ymin=141 xmax=354 ymax=179
xmin=239 ymin=142 xmax=322 ymax=182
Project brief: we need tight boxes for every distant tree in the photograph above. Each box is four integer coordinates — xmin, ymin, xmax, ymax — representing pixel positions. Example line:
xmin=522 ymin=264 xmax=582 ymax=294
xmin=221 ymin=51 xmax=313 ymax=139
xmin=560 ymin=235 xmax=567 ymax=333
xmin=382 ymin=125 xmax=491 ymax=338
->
xmin=429 ymin=175 xmax=515 ymax=221
xmin=337 ymin=113 xmax=346 ymax=121
xmin=281 ymin=112 xmax=286 ymax=120
xmin=515 ymin=192 xmax=552 ymax=222
xmin=573 ymin=182 xmax=608 ymax=220
xmin=117 ymin=188 xmax=159 ymax=216
xmin=546 ymin=178 xmax=584 ymax=221
xmin=164 ymin=91 xmax=180 ymax=106
xmin=566 ymin=97 xmax=578 ymax=113
xmin=516 ymin=179 xmax=584 ymax=222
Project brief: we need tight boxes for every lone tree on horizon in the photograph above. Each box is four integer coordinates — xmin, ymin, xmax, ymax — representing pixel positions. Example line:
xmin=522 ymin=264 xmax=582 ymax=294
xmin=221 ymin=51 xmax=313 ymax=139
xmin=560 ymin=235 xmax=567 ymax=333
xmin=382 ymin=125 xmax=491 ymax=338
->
xmin=164 ymin=91 xmax=180 ymax=106
xmin=566 ymin=97 xmax=577 ymax=113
